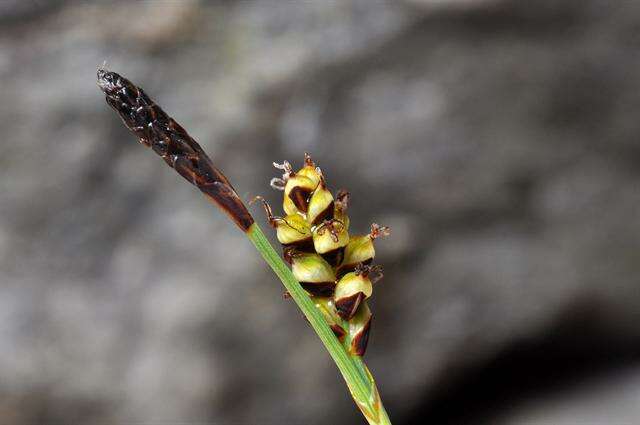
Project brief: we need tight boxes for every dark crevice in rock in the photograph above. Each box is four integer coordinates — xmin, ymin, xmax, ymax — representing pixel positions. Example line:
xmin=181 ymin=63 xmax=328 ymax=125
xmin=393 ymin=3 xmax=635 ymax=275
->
xmin=403 ymin=299 xmax=640 ymax=424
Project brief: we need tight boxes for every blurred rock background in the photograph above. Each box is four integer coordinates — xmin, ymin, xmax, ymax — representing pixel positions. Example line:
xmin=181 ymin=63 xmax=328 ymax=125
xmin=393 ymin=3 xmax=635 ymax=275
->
xmin=1 ymin=0 xmax=640 ymax=423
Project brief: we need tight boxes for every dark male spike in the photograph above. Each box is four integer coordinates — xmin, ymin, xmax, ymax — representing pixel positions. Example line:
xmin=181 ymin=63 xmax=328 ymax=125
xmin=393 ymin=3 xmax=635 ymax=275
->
xmin=97 ymin=68 xmax=254 ymax=231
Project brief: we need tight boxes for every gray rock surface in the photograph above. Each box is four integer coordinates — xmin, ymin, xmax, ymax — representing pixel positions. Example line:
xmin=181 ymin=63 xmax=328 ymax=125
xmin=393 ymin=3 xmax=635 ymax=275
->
xmin=1 ymin=0 xmax=639 ymax=423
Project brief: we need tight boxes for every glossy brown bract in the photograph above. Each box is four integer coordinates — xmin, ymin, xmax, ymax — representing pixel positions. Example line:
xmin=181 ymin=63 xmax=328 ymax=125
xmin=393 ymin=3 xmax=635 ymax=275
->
xmin=97 ymin=68 xmax=254 ymax=231
xmin=351 ymin=315 xmax=372 ymax=357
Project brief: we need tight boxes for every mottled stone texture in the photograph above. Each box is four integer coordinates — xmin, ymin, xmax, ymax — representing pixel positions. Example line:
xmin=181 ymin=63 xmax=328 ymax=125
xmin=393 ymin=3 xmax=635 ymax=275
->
xmin=1 ymin=0 xmax=640 ymax=424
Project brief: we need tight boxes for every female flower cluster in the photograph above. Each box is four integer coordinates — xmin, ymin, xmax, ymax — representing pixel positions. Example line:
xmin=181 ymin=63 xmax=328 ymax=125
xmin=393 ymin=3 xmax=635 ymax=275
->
xmin=258 ymin=154 xmax=389 ymax=356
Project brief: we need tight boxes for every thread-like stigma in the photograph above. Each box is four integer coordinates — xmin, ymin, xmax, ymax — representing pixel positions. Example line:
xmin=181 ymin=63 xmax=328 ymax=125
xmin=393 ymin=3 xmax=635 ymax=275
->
xmin=370 ymin=223 xmax=391 ymax=239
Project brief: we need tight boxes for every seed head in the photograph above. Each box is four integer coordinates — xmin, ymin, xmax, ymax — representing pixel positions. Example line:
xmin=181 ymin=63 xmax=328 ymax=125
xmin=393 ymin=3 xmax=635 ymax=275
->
xmin=257 ymin=153 xmax=389 ymax=356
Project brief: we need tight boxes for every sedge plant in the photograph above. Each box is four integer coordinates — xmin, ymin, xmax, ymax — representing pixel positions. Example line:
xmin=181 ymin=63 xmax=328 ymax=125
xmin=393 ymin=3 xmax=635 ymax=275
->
xmin=97 ymin=68 xmax=391 ymax=424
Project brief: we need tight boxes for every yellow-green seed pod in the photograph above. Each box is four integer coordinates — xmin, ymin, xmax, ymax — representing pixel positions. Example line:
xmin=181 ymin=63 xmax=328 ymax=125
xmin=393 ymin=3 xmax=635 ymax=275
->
xmin=275 ymin=214 xmax=312 ymax=248
xmin=307 ymin=180 xmax=334 ymax=225
xmin=314 ymin=297 xmax=346 ymax=340
xmin=348 ymin=302 xmax=372 ymax=356
xmin=337 ymin=223 xmax=388 ymax=277
xmin=252 ymin=196 xmax=314 ymax=251
xmin=334 ymin=271 xmax=372 ymax=320
xmin=312 ymin=220 xmax=349 ymax=266
xmin=290 ymin=252 xmax=336 ymax=297
xmin=338 ymin=234 xmax=373 ymax=276
xmin=283 ymin=175 xmax=317 ymax=215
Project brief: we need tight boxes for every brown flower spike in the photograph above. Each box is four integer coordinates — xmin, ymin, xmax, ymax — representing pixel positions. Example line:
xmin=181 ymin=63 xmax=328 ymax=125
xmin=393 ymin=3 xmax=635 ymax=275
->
xmin=96 ymin=68 xmax=254 ymax=231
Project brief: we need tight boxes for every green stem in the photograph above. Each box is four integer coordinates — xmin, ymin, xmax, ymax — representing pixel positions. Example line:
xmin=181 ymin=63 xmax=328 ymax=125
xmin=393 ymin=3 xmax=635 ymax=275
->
xmin=247 ymin=223 xmax=391 ymax=425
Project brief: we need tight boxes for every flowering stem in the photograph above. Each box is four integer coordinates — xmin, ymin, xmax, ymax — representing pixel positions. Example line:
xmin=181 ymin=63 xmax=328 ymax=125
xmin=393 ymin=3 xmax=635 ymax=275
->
xmin=247 ymin=223 xmax=391 ymax=425
xmin=97 ymin=69 xmax=390 ymax=424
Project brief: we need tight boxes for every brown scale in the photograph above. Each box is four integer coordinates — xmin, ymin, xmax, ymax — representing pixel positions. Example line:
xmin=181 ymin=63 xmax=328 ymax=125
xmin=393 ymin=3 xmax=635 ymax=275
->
xmin=351 ymin=315 xmax=372 ymax=356
xmin=299 ymin=282 xmax=337 ymax=298
xmin=335 ymin=264 xmax=382 ymax=321
xmin=97 ymin=68 xmax=254 ymax=232
xmin=311 ymin=200 xmax=335 ymax=226
xmin=331 ymin=324 xmax=347 ymax=341
xmin=282 ymin=238 xmax=315 ymax=253
xmin=320 ymin=248 xmax=345 ymax=268
xmin=335 ymin=292 xmax=365 ymax=320
xmin=288 ymin=186 xmax=313 ymax=213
